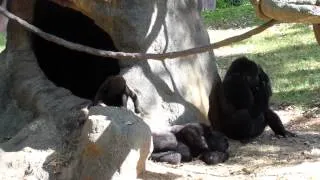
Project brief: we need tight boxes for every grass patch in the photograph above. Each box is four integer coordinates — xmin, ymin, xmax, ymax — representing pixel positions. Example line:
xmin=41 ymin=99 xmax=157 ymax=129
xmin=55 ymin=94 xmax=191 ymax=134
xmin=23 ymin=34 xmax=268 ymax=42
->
xmin=202 ymin=3 xmax=320 ymax=108
xmin=201 ymin=2 xmax=263 ymax=29
xmin=214 ymin=23 xmax=320 ymax=109
xmin=0 ymin=32 xmax=5 ymax=52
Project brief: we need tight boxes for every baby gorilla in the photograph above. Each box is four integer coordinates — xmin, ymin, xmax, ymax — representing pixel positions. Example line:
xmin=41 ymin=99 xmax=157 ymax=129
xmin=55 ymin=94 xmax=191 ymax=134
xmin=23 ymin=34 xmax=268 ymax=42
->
xmin=93 ymin=75 xmax=141 ymax=113
xmin=151 ymin=123 xmax=229 ymax=165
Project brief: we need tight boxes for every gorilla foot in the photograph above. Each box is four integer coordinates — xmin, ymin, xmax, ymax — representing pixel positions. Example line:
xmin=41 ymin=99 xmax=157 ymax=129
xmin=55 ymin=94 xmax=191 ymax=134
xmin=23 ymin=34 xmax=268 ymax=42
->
xmin=150 ymin=151 xmax=182 ymax=164
xmin=275 ymin=130 xmax=297 ymax=138
xmin=176 ymin=142 xmax=192 ymax=162
xmin=200 ymin=151 xmax=229 ymax=165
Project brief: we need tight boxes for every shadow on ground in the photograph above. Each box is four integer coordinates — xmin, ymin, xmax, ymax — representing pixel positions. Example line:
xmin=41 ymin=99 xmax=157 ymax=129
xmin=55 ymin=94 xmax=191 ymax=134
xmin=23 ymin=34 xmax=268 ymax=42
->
xmin=143 ymin=110 xmax=320 ymax=179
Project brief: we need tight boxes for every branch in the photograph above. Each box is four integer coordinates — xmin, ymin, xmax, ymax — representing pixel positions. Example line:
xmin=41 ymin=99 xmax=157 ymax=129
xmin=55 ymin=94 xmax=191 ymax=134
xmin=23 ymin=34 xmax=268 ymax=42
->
xmin=0 ymin=6 xmax=278 ymax=61
xmin=213 ymin=19 xmax=278 ymax=48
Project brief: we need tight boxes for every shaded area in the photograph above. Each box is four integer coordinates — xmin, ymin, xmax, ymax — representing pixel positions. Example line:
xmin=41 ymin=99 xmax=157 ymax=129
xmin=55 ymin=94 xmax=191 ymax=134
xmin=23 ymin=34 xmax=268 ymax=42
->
xmin=131 ymin=16 xmax=320 ymax=180
xmin=32 ymin=0 xmax=120 ymax=100
xmin=226 ymin=129 xmax=320 ymax=167
xmin=193 ymin=24 xmax=320 ymax=177
xmin=42 ymin=106 xmax=152 ymax=179
xmin=144 ymin=111 xmax=320 ymax=179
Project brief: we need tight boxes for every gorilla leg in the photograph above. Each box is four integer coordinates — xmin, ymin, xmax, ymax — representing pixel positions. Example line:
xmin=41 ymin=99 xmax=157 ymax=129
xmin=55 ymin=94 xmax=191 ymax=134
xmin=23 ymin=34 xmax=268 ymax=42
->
xmin=175 ymin=123 xmax=209 ymax=157
xmin=151 ymin=141 xmax=192 ymax=164
xmin=151 ymin=131 xmax=191 ymax=164
xmin=176 ymin=142 xmax=192 ymax=162
xmin=205 ymin=131 xmax=229 ymax=152
xmin=264 ymin=109 xmax=296 ymax=137
xmin=200 ymin=151 xmax=229 ymax=165
xmin=123 ymin=85 xmax=141 ymax=113
xmin=202 ymin=130 xmax=229 ymax=165
xmin=175 ymin=123 xmax=229 ymax=165
xmin=152 ymin=132 xmax=177 ymax=152
xmin=150 ymin=151 xmax=182 ymax=165
xmin=221 ymin=109 xmax=267 ymax=141
xmin=151 ymin=123 xmax=229 ymax=165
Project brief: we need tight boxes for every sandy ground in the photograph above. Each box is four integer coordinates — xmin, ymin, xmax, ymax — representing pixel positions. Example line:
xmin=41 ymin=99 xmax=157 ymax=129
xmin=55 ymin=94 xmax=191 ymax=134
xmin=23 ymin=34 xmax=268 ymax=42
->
xmin=140 ymin=28 xmax=320 ymax=180
xmin=141 ymin=109 xmax=320 ymax=179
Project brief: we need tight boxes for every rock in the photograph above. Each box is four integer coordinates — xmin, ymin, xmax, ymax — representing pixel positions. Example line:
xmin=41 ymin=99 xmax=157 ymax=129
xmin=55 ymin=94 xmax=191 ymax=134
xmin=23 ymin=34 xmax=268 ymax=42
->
xmin=53 ymin=0 xmax=220 ymax=129
xmin=0 ymin=117 xmax=62 ymax=180
xmin=259 ymin=0 xmax=320 ymax=23
xmin=0 ymin=0 xmax=220 ymax=179
xmin=66 ymin=106 xmax=152 ymax=180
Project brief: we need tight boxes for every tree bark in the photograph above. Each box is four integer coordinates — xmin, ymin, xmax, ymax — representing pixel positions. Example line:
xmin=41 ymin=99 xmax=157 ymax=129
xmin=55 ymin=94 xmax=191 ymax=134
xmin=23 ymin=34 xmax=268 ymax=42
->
xmin=0 ymin=6 xmax=277 ymax=61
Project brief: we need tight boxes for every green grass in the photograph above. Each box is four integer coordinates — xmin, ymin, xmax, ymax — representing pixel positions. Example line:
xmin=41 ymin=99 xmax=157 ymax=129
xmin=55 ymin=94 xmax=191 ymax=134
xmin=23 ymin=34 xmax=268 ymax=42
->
xmin=0 ymin=8 xmax=318 ymax=110
xmin=201 ymin=2 xmax=263 ymax=29
xmin=213 ymin=23 xmax=320 ymax=109
xmin=202 ymin=3 xmax=320 ymax=109
xmin=0 ymin=32 xmax=5 ymax=51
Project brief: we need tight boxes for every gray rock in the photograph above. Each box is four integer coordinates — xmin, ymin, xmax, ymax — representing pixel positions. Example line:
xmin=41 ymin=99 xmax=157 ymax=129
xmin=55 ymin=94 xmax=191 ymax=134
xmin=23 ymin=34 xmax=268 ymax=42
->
xmin=0 ymin=117 xmax=62 ymax=180
xmin=260 ymin=0 xmax=320 ymax=23
xmin=63 ymin=106 xmax=152 ymax=180
xmin=0 ymin=0 xmax=220 ymax=179
xmin=64 ymin=0 xmax=220 ymax=129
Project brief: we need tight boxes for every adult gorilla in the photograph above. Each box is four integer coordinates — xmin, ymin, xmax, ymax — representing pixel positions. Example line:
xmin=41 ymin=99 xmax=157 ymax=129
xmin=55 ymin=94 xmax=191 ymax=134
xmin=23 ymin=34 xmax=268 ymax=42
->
xmin=210 ymin=57 xmax=295 ymax=142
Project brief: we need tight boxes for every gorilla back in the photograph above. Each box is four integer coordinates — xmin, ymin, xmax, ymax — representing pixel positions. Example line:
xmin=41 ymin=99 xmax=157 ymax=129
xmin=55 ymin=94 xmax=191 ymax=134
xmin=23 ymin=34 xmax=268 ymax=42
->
xmin=212 ymin=57 xmax=295 ymax=141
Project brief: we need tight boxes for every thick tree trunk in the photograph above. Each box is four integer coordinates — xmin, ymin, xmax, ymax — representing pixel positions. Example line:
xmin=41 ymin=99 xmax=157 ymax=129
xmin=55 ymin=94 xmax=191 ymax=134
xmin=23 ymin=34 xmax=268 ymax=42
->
xmin=0 ymin=0 xmax=7 ymax=32
xmin=251 ymin=0 xmax=320 ymax=23
xmin=0 ymin=0 xmax=220 ymax=179
xmin=313 ymin=24 xmax=320 ymax=45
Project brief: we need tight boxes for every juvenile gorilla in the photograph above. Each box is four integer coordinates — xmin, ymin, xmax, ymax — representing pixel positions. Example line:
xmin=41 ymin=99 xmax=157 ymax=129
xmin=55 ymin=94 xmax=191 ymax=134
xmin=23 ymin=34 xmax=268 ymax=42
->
xmin=212 ymin=57 xmax=295 ymax=142
xmin=93 ymin=75 xmax=141 ymax=113
xmin=151 ymin=123 xmax=229 ymax=165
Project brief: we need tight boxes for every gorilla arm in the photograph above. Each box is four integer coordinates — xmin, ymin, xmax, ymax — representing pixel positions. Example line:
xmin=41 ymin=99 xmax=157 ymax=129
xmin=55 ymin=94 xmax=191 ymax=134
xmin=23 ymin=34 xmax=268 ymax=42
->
xmin=264 ymin=109 xmax=296 ymax=137
xmin=256 ymin=67 xmax=296 ymax=137
xmin=123 ymin=85 xmax=141 ymax=113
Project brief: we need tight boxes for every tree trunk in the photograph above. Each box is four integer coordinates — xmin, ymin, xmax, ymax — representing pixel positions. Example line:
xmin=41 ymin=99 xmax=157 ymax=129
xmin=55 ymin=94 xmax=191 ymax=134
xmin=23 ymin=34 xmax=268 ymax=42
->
xmin=0 ymin=0 xmax=7 ymax=32
xmin=0 ymin=0 xmax=220 ymax=179
xmin=201 ymin=0 xmax=216 ymax=11
xmin=251 ymin=0 xmax=320 ymax=23
xmin=313 ymin=24 xmax=320 ymax=45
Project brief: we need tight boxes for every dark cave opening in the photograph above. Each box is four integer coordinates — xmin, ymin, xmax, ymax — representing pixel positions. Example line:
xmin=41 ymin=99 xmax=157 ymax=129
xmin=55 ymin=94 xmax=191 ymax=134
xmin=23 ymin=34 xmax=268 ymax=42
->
xmin=32 ymin=0 xmax=120 ymax=100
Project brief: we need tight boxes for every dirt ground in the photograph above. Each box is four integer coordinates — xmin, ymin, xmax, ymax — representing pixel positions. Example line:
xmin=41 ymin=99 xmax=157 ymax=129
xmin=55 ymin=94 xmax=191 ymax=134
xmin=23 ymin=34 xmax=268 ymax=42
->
xmin=141 ymin=108 xmax=320 ymax=180
xmin=139 ymin=28 xmax=320 ymax=180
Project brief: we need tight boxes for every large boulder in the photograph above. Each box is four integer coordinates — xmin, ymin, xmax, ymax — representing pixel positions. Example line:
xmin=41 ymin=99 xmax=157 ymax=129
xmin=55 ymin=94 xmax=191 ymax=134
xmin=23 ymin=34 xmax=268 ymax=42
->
xmin=61 ymin=106 xmax=152 ymax=180
xmin=0 ymin=0 xmax=220 ymax=179
xmin=251 ymin=0 xmax=320 ymax=23
xmin=57 ymin=0 xmax=220 ymax=130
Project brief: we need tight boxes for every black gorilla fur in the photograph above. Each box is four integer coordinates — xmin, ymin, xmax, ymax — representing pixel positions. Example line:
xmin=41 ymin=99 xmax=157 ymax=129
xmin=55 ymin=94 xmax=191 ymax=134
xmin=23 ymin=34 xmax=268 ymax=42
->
xmin=212 ymin=57 xmax=295 ymax=142
xmin=151 ymin=123 xmax=229 ymax=165
xmin=93 ymin=75 xmax=141 ymax=113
